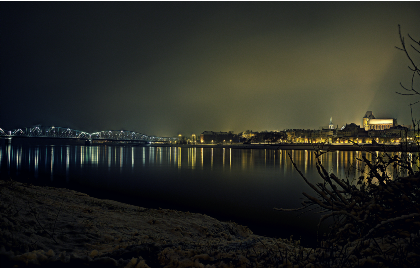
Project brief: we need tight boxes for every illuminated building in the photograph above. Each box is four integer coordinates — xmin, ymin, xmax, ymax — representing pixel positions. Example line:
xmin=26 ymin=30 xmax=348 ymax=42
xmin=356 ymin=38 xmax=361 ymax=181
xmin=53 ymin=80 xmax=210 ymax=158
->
xmin=200 ymin=131 xmax=236 ymax=144
xmin=363 ymin=111 xmax=397 ymax=131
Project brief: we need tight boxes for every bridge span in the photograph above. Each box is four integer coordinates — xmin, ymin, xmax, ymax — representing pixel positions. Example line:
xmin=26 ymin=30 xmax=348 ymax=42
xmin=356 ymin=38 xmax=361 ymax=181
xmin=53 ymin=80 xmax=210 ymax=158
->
xmin=0 ymin=125 xmax=178 ymax=145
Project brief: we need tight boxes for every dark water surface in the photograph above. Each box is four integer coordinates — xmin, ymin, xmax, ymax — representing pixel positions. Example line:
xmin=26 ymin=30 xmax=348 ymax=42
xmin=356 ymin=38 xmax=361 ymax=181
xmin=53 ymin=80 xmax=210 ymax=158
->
xmin=1 ymin=144 xmax=413 ymax=247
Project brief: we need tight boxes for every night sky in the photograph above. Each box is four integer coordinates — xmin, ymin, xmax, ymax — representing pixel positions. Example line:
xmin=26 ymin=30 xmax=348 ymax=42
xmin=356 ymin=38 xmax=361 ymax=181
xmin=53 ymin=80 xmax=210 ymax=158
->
xmin=1 ymin=2 xmax=419 ymax=137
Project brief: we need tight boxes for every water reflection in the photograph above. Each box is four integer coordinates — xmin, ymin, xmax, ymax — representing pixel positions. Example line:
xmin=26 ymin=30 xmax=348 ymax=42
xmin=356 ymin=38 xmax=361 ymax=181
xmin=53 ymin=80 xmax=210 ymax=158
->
xmin=1 ymin=145 xmax=419 ymax=183
xmin=120 ymin=147 xmax=123 ymax=172
xmin=34 ymin=147 xmax=39 ymax=178
xmin=132 ymin=147 xmax=135 ymax=170
xmin=177 ymin=147 xmax=181 ymax=169
xmin=66 ymin=146 xmax=70 ymax=181
xmin=230 ymin=148 xmax=232 ymax=169
xmin=211 ymin=148 xmax=213 ymax=170
xmin=108 ymin=146 xmax=112 ymax=169
xmin=201 ymin=148 xmax=203 ymax=168
xmin=50 ymin=146 xmax=54 ymax=181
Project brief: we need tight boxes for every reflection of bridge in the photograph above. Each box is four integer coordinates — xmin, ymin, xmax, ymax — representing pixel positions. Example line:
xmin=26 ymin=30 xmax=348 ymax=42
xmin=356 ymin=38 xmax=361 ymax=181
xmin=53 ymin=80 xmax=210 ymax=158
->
xmin=0 ymin=125 xmax=177 ymax=143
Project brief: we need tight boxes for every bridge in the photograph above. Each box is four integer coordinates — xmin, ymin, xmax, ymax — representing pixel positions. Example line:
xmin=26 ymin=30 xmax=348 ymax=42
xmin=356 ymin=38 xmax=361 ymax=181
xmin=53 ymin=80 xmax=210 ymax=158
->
xmin=0 ymin=125 xmax=178 ymax=144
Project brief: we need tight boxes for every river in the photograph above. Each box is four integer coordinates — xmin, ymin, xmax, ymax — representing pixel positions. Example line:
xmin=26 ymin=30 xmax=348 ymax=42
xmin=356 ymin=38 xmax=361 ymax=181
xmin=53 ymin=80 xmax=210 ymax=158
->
xmin=0 ymin=144 xmax=415 ymax=247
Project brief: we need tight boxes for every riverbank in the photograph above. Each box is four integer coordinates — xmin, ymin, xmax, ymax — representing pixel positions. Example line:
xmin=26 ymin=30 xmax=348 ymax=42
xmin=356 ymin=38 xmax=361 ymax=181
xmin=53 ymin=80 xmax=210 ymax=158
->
xmin=1 ymin=179 xmax=418 ymax=267
xmin=0 ymin=179 xmax=308 ymax=267
xmin=150 ymin=143 xmax=420 ymax=152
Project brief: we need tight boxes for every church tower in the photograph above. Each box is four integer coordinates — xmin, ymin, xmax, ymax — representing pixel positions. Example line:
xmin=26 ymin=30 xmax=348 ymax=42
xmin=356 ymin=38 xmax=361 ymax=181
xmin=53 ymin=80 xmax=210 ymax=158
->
xmin=363 ymin=111 xmax=375 ymax=130
xmin=329 ymin=117 xmax=334 ymax=129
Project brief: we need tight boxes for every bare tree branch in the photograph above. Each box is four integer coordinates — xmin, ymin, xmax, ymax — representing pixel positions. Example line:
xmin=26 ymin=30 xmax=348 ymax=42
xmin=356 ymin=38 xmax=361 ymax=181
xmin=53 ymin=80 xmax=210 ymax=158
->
xmin=397 ymin=24 xmax=420 ymax=104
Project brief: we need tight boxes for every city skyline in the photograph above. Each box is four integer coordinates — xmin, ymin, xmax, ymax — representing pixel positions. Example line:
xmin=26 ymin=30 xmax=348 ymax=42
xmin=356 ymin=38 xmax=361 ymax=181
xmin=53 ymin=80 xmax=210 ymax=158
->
xmin=0 ymin=108 xmax=409 ymax=140
xmin=1 ymin=2 xmax=420 ymax=137
xmin=0 ymin=109 xmax=411 ymax=138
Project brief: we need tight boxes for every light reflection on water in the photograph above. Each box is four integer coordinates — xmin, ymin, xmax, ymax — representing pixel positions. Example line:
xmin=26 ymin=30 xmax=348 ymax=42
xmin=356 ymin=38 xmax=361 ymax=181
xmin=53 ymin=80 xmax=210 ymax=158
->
xmin=1 ymin=144 xmax=418 ymax=247
xmin=2 ymin=145 xmax=418 ymax=186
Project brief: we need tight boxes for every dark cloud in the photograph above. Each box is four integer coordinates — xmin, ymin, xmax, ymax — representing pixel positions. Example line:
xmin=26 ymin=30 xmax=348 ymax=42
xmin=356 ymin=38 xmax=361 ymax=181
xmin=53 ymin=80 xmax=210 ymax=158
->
xmin=1 ymin=2 xmax=419 ymax=136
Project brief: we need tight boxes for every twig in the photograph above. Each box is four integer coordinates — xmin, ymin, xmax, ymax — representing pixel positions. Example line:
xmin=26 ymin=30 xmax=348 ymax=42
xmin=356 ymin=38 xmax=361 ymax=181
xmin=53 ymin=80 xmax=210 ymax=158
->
xmin=26 ymin=200 xmax=59 ymax=244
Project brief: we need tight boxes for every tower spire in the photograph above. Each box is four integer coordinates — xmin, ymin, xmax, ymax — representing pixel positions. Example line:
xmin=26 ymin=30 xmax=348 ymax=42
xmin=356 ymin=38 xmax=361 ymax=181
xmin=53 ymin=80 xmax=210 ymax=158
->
xmin=329 ymin=117 xmax=334 ymax=129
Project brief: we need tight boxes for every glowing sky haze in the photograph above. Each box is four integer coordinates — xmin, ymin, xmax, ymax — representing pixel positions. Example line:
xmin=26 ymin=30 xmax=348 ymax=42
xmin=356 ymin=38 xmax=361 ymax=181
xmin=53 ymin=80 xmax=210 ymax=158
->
xmin=1 ymin=2 xmax=419 ymax=137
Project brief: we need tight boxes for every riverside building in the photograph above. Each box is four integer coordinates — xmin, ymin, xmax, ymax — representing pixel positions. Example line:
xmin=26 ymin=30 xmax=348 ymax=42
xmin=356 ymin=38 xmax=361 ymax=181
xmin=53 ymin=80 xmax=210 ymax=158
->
xmin=363 ymin=111 xmax=397 ymax=131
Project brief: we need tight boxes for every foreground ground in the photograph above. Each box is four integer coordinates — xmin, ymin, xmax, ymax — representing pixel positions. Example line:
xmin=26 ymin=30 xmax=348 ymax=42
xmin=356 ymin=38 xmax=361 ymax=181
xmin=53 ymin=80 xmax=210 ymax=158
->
xmin=0 ymin=179 xmax=308 ymax=267
xmin=1 ymin=179 xmax=418 ymax=267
